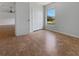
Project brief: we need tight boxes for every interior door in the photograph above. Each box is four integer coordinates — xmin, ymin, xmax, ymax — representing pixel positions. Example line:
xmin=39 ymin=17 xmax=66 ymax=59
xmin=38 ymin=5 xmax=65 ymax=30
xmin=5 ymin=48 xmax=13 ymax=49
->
xmin=16 ymin=2 xmax=29 ymax=36
xmin=30 ymin=3 xmax=43 ymax=32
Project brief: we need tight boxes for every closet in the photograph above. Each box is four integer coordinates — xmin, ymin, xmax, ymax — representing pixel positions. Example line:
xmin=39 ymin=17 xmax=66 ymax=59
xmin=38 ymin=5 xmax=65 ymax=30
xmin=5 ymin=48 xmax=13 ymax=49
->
xmin=15 ymin=2 xmax=43 ymax=36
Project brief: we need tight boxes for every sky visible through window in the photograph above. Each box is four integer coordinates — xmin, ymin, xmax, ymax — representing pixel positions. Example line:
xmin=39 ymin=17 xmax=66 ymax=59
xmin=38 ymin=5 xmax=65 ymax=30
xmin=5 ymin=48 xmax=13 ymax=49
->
xmin=48 ymin=8 xmax=55 ymax=17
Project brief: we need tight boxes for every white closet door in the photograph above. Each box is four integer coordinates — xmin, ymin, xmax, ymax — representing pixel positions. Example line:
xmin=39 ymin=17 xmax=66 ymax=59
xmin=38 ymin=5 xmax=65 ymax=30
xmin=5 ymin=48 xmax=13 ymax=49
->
xmin=16 ymin=2 xmax=29 ymax=36
xmin=30 ymin=3 xmax=43 ymax=32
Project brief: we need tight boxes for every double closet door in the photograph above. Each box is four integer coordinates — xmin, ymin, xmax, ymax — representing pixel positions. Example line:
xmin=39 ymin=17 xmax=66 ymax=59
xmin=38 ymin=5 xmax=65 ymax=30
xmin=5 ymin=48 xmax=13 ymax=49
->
xmin=30 ymin=3 xmax=43 ymax=32
xmin=16 ymin=2 xmax=43 ymax=36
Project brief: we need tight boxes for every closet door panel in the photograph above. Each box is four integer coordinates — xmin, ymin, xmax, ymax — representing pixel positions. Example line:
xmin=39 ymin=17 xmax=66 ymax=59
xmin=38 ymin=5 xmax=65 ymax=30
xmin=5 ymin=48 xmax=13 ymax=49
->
xmin=30 ymin=3 xmax=43 ymax=32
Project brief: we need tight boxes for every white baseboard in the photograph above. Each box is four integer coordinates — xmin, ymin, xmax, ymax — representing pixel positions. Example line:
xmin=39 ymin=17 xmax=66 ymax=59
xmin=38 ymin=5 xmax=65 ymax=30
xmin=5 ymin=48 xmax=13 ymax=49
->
xmin=48 ymin=29 xmax=79 ymax=39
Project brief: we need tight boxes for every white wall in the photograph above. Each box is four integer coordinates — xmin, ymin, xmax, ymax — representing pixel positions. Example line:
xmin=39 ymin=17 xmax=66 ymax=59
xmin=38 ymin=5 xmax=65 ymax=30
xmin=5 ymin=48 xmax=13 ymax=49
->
xmin=15 ymin=2 xmax=29 ymax=36
xmin=55 ymin=2 xmax=79 ymax=37
xmin=45 ymin=2 xmax=79 ymax=37
xmin=0 ymin=12 xmax=15 ymax=25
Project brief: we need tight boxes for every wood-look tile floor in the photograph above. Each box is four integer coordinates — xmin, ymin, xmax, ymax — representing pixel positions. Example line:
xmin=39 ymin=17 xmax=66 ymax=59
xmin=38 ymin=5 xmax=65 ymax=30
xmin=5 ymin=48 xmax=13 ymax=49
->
xmin=0 ymin=30 xmax=79 ymax=56
xmin=0 ymin=25 xmax=15 ymax=38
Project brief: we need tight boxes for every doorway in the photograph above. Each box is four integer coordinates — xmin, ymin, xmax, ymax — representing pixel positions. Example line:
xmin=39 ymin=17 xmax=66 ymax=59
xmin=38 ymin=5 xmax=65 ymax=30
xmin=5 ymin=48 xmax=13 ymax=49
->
xmin=45 ymin=6 xmax=56 ymax=31
xmin=0 ymin=2 xmax=15 ymax=38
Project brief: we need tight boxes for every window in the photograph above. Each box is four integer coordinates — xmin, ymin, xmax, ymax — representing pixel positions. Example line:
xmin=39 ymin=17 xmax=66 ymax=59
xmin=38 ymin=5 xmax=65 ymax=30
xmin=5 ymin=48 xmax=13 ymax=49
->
xmin=47 ymin=8 xmax=55 ymax=24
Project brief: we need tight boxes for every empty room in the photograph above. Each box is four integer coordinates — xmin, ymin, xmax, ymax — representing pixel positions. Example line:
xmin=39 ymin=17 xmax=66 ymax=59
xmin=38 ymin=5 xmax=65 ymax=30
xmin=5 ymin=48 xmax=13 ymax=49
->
xmin=0 ymin=2 xmax=79 ymax=56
